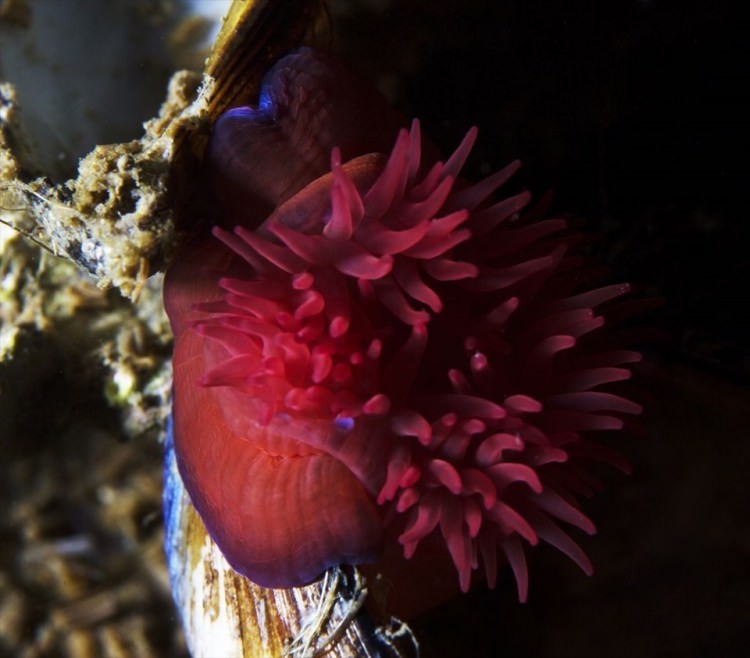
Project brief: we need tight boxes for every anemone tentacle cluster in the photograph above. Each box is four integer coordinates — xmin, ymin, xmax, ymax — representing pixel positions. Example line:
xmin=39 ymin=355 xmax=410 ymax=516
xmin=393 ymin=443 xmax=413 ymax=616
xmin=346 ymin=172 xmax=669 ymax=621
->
xmin=183 ymin=112 xmax=641 ymax=600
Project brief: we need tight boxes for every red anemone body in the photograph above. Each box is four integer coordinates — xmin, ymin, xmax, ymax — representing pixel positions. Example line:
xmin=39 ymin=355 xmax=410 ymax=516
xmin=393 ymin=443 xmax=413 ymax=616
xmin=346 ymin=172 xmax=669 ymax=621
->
xmin=164 ymin=48 xmax=641 ymax=602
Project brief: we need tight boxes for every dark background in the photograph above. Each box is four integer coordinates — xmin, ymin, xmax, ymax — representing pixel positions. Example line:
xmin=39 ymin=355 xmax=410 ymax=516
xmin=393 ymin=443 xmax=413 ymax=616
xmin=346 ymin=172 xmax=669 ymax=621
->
xmin=332 ymin=0 xmax=749 ymax=656
xmin=337 ymin=0 xmax=748 ymax=383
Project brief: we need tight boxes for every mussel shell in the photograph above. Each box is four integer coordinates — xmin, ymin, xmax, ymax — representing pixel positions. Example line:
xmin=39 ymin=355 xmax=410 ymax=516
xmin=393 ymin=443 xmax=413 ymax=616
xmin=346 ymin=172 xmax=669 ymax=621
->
xmin=206 ymin=0 xmax=326 ymax=120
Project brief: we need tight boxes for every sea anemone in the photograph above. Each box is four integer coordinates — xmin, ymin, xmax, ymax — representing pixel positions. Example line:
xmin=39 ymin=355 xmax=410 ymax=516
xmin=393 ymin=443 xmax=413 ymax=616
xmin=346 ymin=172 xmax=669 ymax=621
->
xmin=164 ymin=47 xmax=641 ymax=603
